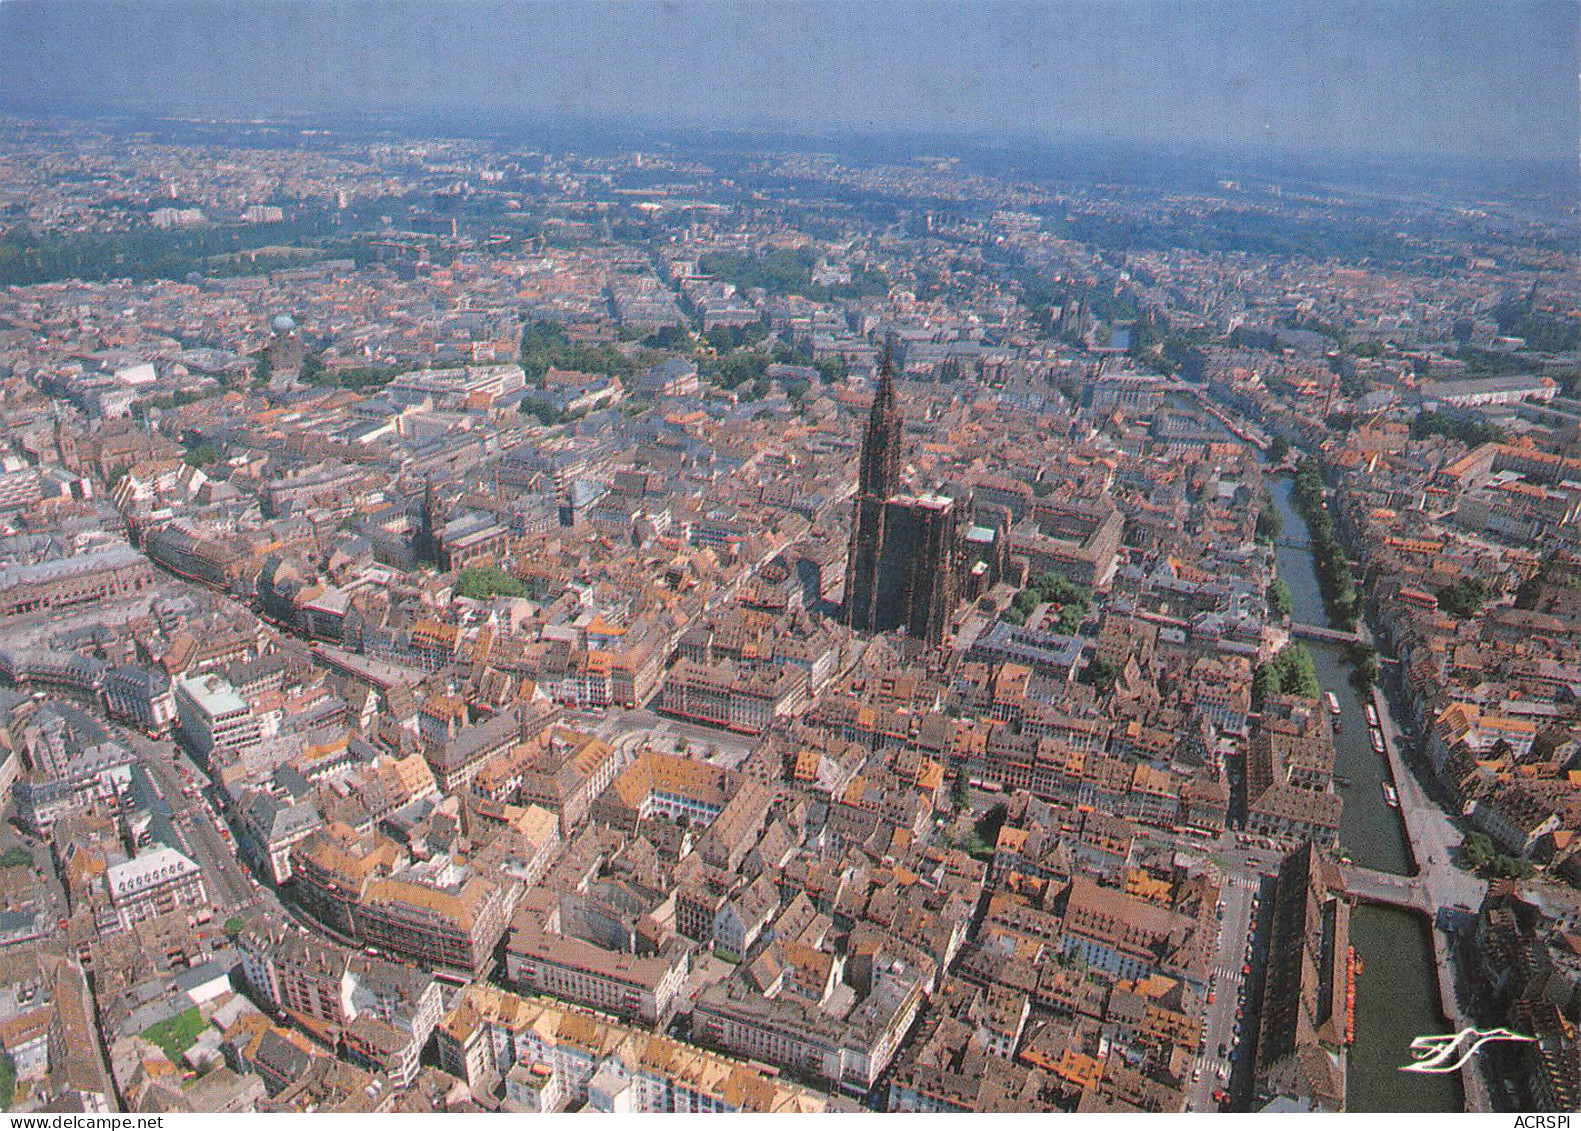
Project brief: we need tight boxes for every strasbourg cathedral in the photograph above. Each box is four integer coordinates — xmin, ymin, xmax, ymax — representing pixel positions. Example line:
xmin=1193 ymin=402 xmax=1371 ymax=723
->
xmin=843 ymin=340 xmax=1008 ymax=649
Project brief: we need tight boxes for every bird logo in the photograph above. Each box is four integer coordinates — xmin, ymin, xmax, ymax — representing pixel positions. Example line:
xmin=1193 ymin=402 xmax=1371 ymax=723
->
xmin=1399 ymin=1028 xmax=1536 ymax=1074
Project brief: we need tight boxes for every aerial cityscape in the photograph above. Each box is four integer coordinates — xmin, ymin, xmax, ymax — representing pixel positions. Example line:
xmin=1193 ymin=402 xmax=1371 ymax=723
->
xmin=0 ymin=0 xmax=1575 ymax=1118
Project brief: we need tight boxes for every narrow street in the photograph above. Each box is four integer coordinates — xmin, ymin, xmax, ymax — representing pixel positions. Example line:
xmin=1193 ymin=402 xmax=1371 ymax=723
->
xmin=1188 ymin=870 xmax=1260 ymax=1110
xmin=124 ymin=731 xmax=261 ymax=911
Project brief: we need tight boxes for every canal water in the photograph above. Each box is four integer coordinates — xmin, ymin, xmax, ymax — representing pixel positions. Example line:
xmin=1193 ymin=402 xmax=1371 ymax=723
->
xmin=1265 ymin=472 xmax=1460 ymax=1112
xmin=1347 ymin=907 xmax=1461 ymax=1112
xmin=1268 ymin=477 xmax=1411 ymax=875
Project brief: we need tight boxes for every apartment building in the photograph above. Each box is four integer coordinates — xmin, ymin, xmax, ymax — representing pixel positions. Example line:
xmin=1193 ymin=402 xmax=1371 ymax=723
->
xmin=105 ymin=846 xmax=208 ymax=932
xmin=175 ymin=673 xmax=264 ymax=766
xmin=1057 ymin=875 xmax=1206 ymax=987
xmin=0 ymin=545 xmax=155 ymax=620
xmin=101 ymin=665 xmax=176 ymax=735
xmin=591 ymin=750 xmax=733 ymax=831
xmin=237 ymin=918 xmax=443 ymax=1087
xmin=504 ymin=922 xmax=689 ymax=1026
xmin=356 ymin=865 xmax=512 ymax=979
xmin=435 ymin=985 xmax=824 ymax=1112
xmin=693 ymin=970 xmax=923 ymax=1095
xmin=660 ymin=658 xmax=807 ymax=734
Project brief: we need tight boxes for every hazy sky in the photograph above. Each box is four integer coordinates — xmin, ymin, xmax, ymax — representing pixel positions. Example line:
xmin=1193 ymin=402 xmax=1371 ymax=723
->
xmin=1 ymin=0 xmax=1574 ymax=162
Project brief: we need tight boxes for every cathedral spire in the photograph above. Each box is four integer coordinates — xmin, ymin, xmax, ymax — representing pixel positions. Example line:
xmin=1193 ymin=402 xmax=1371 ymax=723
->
xmin=875 ymin=333 xmax=897 ymax=414
xmin=416 ymin=472 xmax=442 ymax=565
xmin=858 ymin=334 xmax=903 ymax=501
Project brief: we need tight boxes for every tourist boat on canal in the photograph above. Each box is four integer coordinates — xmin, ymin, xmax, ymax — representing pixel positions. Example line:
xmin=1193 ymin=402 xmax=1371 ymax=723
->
xmin=1325 ymin=691 xmax=1341 ymax=716
xmin=1365 ymin=703 xmax=1379 ymax=728
xmin=1382 ymin=782 xmax=1400 ymax=808
xmin=1370 ymin=730 xmax=1386 ymax=755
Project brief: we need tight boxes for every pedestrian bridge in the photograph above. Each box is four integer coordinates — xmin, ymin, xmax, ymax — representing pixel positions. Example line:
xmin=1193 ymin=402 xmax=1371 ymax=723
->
xmin=1289 ymin=622 xmax=1364 ymax=646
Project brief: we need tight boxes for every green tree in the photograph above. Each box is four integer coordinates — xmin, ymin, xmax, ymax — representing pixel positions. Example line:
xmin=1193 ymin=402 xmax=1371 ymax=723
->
xmin=1277 ymin=644 xmax=1322 ymax=700
xmin=0 ymin=209 xmax=355 ymax=287
xmin=141 ymin=389 xmax=206 ymax=411
xmin=1436 ymin=577 xmax=1488 ymax=619
xmin=643 ymin=325 xmax=692 ymax=350
xmin=772 ymin=338 xmax=814 ymax=366
xmin=1290 ymin=458 xmax=1361 ymax=630
xmin=1410 ymin=411 xmax=1504 ymax=447
xmin=704 ymin=350 xmax=770 ymax=391
xmin=1253 ymin=644 xmax=1321 ymax=707
xmin=1267 ymin=434 xmax=1291 ymax=463
xmin=299 ymin=350 xmax=327 ymax=385
xmin=453 ymin=566 xmax=527 ymax=600
xmin=816 ymin=356 xmax=848 ymax=384
xmin=184 ymin=442 xmax=220 ymax=469
xmin=1461 ymin=833 xmax=1494 ymax=870
xmin=1489 ymin=854 xmax=1533 ymax=880
xmin=1003 ymin=573 xmax=1092 ymax=633
xmin=1087 ymin=655 xmax=1119 ymax=696
xmin=519 ymin=320 xmax=635 ymax=382
xmin=1492 ymin=298 xmax=1581 ymax=353
xmin=1251 ymin=663 xmax=1281 ymax=711
xmin=1266 ymin=579 xmax=1293 ymax=620
xmin=1256 ymin=501 xmax=1284 ymax=544
xmin=223 ymin=915 xmax=245 ymax=941
xmin=959 ymin=803 xmax=1008 ymax=862
xmin=1346 ymin=642 xmax=1378 ymax=693
xmin=518 ymin=396 xmax=573 ymax=426
xmin=696 ymin=248 xmax=887 ymax=302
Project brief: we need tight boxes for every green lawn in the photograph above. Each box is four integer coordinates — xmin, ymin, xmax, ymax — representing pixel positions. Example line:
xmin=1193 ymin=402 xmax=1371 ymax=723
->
xmin=141 ymin=1006 xmax=205 ymax=1062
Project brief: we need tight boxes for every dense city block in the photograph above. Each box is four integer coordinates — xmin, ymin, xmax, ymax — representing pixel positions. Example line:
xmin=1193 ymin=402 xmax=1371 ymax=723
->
xmin=0 ymin=111 xmax=1575 ymax=1116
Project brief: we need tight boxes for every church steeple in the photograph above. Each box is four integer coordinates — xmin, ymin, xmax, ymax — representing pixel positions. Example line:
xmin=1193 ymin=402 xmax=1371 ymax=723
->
xmin=416 ymin=473 xmax=442 ymax=565
xmin=858 ymin=335 xmax=903 ymax=500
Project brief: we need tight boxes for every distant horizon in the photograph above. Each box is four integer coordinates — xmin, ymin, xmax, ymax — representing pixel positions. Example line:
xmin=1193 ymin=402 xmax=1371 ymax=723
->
xmin=1 ymin=0 xmax=1574 ymax=169
xmin=5 ymin=101 xmax=1575 ymax=171
xmin=2 ymin=102 xmax=1572 ymax=217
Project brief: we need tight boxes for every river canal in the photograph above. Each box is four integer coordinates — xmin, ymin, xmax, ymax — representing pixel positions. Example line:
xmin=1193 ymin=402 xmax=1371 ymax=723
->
xmin=1265 ymin=473 xmax=1460 ymax=1112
